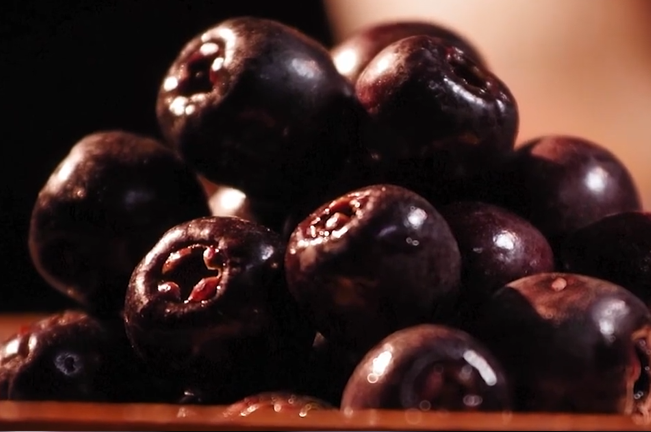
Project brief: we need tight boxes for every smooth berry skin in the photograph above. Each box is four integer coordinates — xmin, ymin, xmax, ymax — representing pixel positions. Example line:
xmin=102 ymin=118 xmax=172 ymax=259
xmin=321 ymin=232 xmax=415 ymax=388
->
xmin=223 ymin=391 xmax=333 ymax=418
xmin=124 ymin=216 xmax=314 ymax=404
xmin=156 ymin=16 xmax=362 ymax=207
xmin=490 ymin=135 xmax=641 ymax=250
xmin=285 ymin=184 xmax=461 ymax=355
xmin=354 ymin=35 xmax=518 ymax=206
xmin=560 ymin=211 xmax=651 ymax=307
xmin=440 ymin=201 xmax=555 ymax=302
xmin=0 ymin=311 xmax=143 ymax=402
xmin=331 ymin=20 xmax=486 ymax=84
xmin=28 ymin=130 xmax=210 ymax=316
xmin=340 ymin=324 xmax=511 ymax=412
xmin=208 ymin=185 xmax=286 ymax=233
xmin=472 ymin=272 xmax=651 ymax=414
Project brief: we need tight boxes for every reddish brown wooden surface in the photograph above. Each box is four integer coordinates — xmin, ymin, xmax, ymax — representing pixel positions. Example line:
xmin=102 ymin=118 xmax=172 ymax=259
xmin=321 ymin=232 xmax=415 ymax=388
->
xmin=1 ymin=314 xmax=651 ymax=431
xmin=2 ymin=401 xmax=651 ymax=431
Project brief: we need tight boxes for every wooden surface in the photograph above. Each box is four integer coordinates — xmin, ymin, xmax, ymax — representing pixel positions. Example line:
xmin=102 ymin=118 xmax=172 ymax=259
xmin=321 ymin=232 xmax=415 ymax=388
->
xmin=1 ymin=313 xmax=651 ymax=431
xmin=2 ymin=402 xmax=651 ymax=431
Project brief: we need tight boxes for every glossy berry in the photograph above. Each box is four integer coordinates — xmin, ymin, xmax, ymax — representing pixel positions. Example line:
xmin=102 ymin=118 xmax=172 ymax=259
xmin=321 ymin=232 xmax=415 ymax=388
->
xmin=440 ymin=201 xmax=555 ymax=303
xmin=223 ymin=391 xmax=333 ymax=418
xmin=156 ymin=16 xmax=361 ymax=207
xmin=340 ymin=324 xmax=511 ymax=411
xmin=124 ymin=216 xmax=314 ymax=404
xmin=490 ymin=135 xmax=641 ymax=249
xmin=280 ymin=179 xmax=361 ymax=243
xmin=208 ymin=185 xmax=254 ymax=220
xmin=473 ymin=272 xmax=651 ymax=414
xmin=285 ymin=184 xmax=461 ymax=354
xmin=28 ymin=130 xmax=210 ymax=316
xmin=331 ymin=20 xmax=485 ymax=84
xmin=354 ymin=35 xmax=518 ymax=205
xmin=208 ymin=185 xmax=286 ymax=233
xmin=560 ymin=211 xmax=651 ymax=307
xmin=0 ymin=311 xmax=142 ymax=402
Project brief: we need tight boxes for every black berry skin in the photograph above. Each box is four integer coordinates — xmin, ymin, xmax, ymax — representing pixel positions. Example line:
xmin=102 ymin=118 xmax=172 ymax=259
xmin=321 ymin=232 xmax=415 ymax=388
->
xmin=340 ymin=324 xmax=511 ymax=412
xmin=490 ymin=135 xmax=641 ymax=250
xmin=560 ymin=211 xmax=651 ymax=307
xmin=124 ymin=216 xmax=314 ymax=404
xmin=28 ymin=130 xmax=210 ymax=316
xmin=331 ymin=20 xmax=485 ymax=84
xmin=354 ymin=35 xmax=518 ymax=205
xmin=0 ymin=311 xmax=143 ymax=402
xmin=440 ymin=201 xmax=555 ymax=302
xmin=156 ymin=16 xmax=362 ymax=207
xmin=285 ymin=184 xmax=461 ymax=355
xmin=472 ymin=272 xmax=651 ymax=414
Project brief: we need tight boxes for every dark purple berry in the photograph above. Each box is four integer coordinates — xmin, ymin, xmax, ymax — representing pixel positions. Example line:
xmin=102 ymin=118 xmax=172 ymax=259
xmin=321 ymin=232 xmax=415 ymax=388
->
xmin=354 ymin=35 xmax=518 ymax=205
xmin=223 ymin=391 xmax=333 ymax=418
xmin=285 ymin=184 xmax=461 ymax=354
xmin=340 ymin=324 xmax=511 ymax=412
xmin=473 ymin=272 xmax=651 ymax=414
xmin=28 ymin=130 xmax=210 ymax=316
xmin=331 ymin=20 xmax=486 ymax=84
xmin=124 ymin=216 xmax=314 ymax=404
xmin=156 ymin=16 xmax=362 ymax=207
xmin=440 ymin=201 xmax=555 ymax=302
xmin=490 ymin=135 xmax=641 ymax=249
xmin=0 ymin=311 xmax=144 ymax=402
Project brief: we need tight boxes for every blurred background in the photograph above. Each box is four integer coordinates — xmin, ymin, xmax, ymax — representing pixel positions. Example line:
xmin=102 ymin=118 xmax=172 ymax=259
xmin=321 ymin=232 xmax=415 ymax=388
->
xmin=2 ymin=0 xmax=651 ymax=311
xmin=326 ymin=0 xmax=651 ymax=193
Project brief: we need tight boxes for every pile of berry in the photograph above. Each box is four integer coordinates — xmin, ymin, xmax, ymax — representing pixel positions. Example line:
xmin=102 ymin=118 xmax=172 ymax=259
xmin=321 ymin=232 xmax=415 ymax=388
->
xmin=3 ymin=16 xmax=650 ymax=418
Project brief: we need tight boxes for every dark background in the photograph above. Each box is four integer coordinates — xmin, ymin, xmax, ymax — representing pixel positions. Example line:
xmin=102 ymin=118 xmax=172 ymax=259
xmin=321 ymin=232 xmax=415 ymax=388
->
xmin=1 ymin=0 xmax=334 ymax=312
